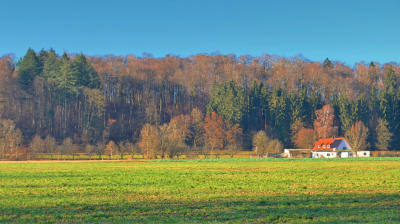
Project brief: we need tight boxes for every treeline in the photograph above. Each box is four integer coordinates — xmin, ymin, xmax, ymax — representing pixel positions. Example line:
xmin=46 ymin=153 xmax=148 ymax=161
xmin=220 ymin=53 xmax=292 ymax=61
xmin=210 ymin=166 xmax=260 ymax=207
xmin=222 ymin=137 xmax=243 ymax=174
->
xmin=0 ymin=49 xmax=399 ymax=159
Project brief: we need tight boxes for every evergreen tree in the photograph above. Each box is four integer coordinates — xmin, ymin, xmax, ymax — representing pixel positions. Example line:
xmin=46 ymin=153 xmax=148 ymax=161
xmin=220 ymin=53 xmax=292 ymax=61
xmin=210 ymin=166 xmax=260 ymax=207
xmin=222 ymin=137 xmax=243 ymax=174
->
xmin=207 ymin=81 xmax=246 ymax=125
xmin=69 ymin=54 xmax=100 ymax=88
xmin=268 ymin=88 xmax=290 ymax=144
xmin=54 ymin=54 xmax=78 ymax=101
xmin=379 ymin=66 xmax=400 ymax=147
xmin=17 ymin=48 xmax=41 ymax=90
xmin=323 ymin=57 xmax=334 ymax=69
xmin=248 ymin=81 xmax=269 ymax=131
xmin=289 ymin=89 xmax=308 ymax=125
xmin=309 ymin=91 xmax=323 ymax=123
xmin=376 ymin=118 xmax=392 ymax=150
xmin=41 ymin=49 xmax=61 ymax=80
xmin=333 ymin=94 xmax=370 ymax=136
xmin=335 ymin=95 xmax=354 ymax=135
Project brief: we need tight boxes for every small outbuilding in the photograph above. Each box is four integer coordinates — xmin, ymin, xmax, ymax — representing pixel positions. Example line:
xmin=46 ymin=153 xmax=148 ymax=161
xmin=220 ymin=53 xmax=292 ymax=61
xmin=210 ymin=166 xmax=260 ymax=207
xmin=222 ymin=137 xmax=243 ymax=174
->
xmin=284 ymin=149 xmax=312 ymax=158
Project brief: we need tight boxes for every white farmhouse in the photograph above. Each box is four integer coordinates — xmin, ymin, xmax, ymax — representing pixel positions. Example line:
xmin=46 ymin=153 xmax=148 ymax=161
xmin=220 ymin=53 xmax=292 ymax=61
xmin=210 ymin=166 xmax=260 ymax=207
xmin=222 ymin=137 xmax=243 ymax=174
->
xmin=284 ymin=138 xmax=371 ymax=158
xmin=311 ymin=138 xmax=370 ymax=158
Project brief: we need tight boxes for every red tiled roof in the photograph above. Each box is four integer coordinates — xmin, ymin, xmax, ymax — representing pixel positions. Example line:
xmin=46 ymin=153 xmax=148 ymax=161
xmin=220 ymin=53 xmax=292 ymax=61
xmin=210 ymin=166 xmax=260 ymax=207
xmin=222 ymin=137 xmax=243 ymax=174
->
xmin=313 ymin=138 xmax=344 ymax=149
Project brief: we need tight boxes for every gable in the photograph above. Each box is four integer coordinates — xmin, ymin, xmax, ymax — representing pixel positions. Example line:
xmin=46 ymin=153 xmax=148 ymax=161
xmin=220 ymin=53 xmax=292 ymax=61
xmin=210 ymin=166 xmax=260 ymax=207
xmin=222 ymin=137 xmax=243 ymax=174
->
xmin=337 ymin=139 xmax=352 ymax=150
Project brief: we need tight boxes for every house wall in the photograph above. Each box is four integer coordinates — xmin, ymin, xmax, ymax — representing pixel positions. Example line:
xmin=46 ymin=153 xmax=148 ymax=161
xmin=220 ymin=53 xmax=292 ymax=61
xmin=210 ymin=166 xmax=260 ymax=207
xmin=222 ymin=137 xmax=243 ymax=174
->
xmin=312 ymin=151 xmax=337 ymax=158
xmin=340 ymin=151 xmax=351 ymax=158
xmin=356 ymin=151 xmax=370 ymax=157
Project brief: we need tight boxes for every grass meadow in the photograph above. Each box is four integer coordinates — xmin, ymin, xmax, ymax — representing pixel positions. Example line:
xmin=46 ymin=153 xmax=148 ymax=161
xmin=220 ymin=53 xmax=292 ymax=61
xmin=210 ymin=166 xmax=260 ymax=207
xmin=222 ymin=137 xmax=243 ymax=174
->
xmin=0 ymin=158 xmax=399 ymax=223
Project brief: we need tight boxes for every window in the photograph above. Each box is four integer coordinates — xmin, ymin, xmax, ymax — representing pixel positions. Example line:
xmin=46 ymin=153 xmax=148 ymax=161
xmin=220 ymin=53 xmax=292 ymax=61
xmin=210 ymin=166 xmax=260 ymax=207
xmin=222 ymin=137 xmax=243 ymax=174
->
xmin=327 ymin=153 xmax=330 ymax=156
xmin=323 ymin=145 xmax=326 ymax=148
xmin=327 ymin=145 xmax=330 ymax=148
xmin=343 ymin=147 xmax=347 ymax=150
xmin=318 ymin=145 xmax=320 ymax=149
xmin=364 ymin=152 xmax=367 ymax=156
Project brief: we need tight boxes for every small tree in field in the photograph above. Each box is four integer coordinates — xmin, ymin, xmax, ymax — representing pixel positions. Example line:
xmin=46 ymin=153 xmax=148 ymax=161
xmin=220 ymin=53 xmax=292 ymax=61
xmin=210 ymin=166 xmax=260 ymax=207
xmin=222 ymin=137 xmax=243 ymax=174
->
xmin=0 ymin=120 xmax=23 ymax=159
xmin=252 ymin=131 xmax=269 ymax=157
xmin=31 ymin=135 xmax=45 ymax=154
xmin=44 ymin=135 xmax=57 ymax=158
xmin=345 ymin=121 xmax=369 ymax=152
xmin=56 ymin=137 xmax=73 ymax=160
xmin=85 ymin=144 xmax=95 ymax=160
xmin=120 ymin=142 xmax=140 ymax=159
xmin=188 ymin=108 xmax=205 ymax=149
xmin=138 ymin=123 xmax=160 ymax=159
xmin=162 ymin=114 xmax=191 ymax=159
xmin=267 ymin=139 xmax=283 ymax=155
xmin=203 ymin=112 xmax=225 ymax=154
xmin=225 ymin=124 xmax=242 ymax=157
xmin=71 ymin=143 xmax=81 ymax=160
xmin=118 ymin=141 xmax=129 ymax=159
xmin=95 ymin=143 xmax=105 ymax=159
xmin=105 ymin=140 xmax=119 ymax=160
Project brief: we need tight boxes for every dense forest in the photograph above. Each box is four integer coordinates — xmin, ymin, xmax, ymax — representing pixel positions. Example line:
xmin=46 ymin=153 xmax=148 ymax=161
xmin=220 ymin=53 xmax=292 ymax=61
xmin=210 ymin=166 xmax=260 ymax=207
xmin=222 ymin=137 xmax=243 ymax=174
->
xmin=0 ymin=49 xmax=399 ymax=159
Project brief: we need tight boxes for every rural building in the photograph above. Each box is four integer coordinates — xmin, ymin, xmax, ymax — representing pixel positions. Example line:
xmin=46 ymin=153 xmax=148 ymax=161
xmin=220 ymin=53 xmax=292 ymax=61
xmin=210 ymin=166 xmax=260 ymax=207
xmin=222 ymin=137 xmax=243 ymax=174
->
xmin=339 ymin=151 xmax=352 ymax=158
xmin=312 ymin=151 xmax=337 ymax=158
xmin=312 ymin=138 xmax=352 ymax=158
xmin=285 ymin=138 xmax=371 ymax=158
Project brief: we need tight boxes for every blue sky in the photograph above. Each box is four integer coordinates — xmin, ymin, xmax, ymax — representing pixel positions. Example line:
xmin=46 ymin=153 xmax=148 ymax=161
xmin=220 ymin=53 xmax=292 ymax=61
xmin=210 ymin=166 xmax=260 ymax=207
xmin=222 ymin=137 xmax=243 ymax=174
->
xmin=1 ymin=0 xmax=399 ymax=65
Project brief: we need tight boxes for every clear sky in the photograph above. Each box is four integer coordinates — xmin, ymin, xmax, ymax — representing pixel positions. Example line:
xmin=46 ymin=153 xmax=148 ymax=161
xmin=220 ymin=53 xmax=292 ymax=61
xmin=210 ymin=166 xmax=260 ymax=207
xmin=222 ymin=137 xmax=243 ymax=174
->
xmin=1 ymin=0 xmax=399 ymax=65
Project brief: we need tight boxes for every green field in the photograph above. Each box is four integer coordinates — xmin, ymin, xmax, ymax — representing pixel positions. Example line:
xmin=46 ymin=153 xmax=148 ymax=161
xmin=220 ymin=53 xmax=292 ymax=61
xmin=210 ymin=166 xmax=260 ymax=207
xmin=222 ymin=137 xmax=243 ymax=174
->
xmin=1 ymin=158 xmax=399 ymax=223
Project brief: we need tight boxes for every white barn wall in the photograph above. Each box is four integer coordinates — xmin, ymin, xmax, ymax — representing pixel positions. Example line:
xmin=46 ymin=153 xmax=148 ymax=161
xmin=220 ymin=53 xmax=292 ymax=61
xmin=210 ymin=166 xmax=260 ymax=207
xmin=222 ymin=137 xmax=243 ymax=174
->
xmin=312 ymin=151 xmax=337 ymax=158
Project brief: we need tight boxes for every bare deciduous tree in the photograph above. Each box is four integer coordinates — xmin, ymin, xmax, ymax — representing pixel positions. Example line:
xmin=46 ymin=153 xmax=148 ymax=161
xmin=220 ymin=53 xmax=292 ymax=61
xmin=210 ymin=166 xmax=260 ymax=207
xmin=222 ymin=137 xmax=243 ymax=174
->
xmin=345 ymin=121 xmax=369 ymax=152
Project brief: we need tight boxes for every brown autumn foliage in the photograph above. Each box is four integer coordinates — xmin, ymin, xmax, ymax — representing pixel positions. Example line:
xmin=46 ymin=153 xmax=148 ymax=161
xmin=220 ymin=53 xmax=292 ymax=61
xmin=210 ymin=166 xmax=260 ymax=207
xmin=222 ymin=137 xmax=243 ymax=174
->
xmin=252 ymin=130 xmax=282 ymax=157
xmin=290 ymin=119 xmax=305 ymax=144
xmin=163 ymin=114 xmax=191 ymax=158
xmin=293 ymin=128 xmax=315 ymax=149
xmin=0 ymin=119 xmax=23 ymax=158
xmin=345 ymin=121 xmax=369 ymax=151
xmin=267 ymin=139 xmax=283 ymax=154
xmin=203 ymin=112 xmax=225 ymax=151
xmin=1 ymin=50 xmax=400 ymax=158
xmin=105 ymin=140 xmax=119 ymax=159
xmin=314 ymin=104 xmax=338 ymax=139
xmin=225 ymin=124 xmax=243 ymax=157
xmin=188 ymin=108 xmax=205 ymax=149
xmin=138 ymin=124 xmax=160 ymax=159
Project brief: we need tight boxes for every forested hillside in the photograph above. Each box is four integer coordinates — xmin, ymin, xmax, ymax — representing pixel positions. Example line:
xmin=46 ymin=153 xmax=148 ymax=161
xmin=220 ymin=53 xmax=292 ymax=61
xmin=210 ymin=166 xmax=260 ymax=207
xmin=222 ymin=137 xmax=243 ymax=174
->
xmin=0 ymin=49 xmax=399 ymax=158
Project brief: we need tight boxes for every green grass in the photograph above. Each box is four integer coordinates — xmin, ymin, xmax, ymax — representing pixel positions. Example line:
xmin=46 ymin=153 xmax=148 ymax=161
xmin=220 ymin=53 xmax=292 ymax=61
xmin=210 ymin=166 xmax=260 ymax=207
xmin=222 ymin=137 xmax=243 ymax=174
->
xmin=1 ymin=158 xmax=399 ymax=223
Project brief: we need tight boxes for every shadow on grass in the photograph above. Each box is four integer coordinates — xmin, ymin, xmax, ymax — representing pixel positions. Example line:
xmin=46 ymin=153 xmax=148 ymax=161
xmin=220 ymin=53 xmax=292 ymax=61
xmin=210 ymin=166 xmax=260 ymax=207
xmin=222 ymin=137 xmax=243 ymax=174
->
xmin=1 ymin=193 xmax=399 ymax=223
